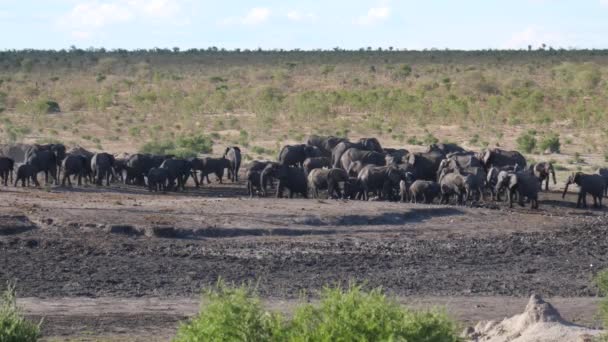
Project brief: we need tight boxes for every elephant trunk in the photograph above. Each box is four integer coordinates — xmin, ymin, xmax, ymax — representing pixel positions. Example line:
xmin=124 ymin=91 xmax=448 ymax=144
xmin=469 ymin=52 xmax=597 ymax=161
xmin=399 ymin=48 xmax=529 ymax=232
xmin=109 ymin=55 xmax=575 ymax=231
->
xmin=562 ymin=181 xmax=570 ymax=199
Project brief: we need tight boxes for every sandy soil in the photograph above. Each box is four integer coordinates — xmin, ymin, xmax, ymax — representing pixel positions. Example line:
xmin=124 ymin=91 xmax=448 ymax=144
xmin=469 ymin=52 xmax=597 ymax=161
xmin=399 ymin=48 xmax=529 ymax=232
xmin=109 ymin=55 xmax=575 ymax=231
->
xmin=1 ymin=179 xmax=607 ymax=340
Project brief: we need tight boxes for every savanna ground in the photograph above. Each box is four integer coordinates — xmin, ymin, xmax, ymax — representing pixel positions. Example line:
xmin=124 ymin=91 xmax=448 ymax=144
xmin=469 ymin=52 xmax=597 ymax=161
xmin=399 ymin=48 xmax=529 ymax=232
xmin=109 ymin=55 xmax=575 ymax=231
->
xmin=2 ymin=49 xmax=608 ymax=340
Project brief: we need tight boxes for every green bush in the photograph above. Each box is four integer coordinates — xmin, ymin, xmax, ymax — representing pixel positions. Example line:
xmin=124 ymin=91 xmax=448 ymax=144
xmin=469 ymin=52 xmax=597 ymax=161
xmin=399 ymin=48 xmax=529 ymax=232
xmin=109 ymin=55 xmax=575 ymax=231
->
xmin=596 ymin=270 xmax=608 ymax=341
xmin=175 ymin=282 xmax=460 ymax=342
xmin=539 ymin=133 xmax=560 ymax=153
xmin=0 ymin=284 xmax=41 ymax=341
xmin=516 ymin=132 xmax=537 ymax=153
xmin=140 ymin=134 xmax=213 ymax=158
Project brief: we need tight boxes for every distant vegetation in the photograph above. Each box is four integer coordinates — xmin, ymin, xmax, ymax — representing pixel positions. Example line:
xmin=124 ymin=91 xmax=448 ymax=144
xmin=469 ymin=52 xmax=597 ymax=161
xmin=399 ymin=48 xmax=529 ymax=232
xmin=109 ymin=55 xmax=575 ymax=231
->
xmin=174 ymin=281 xmax=460 ymax=341
xmin=0 ymin=48 xmax=607 ymax=160
xmin=0 ymin=284 xmax=40 ymax=341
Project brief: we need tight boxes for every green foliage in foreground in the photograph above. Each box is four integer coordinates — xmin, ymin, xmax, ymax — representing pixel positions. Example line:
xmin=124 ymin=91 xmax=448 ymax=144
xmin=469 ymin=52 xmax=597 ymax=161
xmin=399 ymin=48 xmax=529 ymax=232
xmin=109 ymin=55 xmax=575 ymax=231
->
xmin=140 ymin=134 xmax=213 ymax=158
xmin=0 ymin=284 xmax=41 ymax=342
xmin=595 ymin=270 xmax=608 ymax=341
xmin=174 ymin=282 xmax=461 ymax=342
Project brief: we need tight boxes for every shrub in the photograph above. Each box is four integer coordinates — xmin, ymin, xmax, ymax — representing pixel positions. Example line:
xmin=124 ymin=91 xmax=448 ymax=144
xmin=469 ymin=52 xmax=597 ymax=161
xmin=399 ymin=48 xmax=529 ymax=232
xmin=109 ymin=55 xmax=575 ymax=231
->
xmin=175 ymin=282 xmax=460 ymax=341
xmin=0 ymin=284 xmax=41 ymax=341
xmin=539 ymin=133 xmax=560 ymax=153
xmin=516 ymin=132 xmax=537 ymax=153
xmin=140 ymin=134 xmax=213 ymax=158
xmin=423 ymin=131 xmax=439 ymax=145
xmin=596 ymin=270 xmax=608 ymax=341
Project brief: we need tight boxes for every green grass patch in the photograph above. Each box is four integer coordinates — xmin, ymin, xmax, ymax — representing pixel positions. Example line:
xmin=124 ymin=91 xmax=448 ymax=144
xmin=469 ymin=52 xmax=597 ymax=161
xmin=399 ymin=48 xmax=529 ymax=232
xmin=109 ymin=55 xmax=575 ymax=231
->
xmin=0 ymin=284 xmax=41 ymax=341
xmin=140 ymin=133 xmax=213 ymax=158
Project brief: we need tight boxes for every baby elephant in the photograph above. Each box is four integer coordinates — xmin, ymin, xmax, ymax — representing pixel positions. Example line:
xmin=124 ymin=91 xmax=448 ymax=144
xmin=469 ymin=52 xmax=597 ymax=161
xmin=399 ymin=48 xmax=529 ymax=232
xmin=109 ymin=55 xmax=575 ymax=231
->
xmin=246 ymin=169 xmax=263 ymax=198
xmin=408 ymin=180 xmax=441 ymax=204
xmin=562 ymin=172 xmax=605 ymax=208
xmin=308 ymin=168 xmax=349 ymax=199
xmin=15 ymin=164 xmax=40 ymax=187
xmin=147 ymin=167 xmax=169 ymax=192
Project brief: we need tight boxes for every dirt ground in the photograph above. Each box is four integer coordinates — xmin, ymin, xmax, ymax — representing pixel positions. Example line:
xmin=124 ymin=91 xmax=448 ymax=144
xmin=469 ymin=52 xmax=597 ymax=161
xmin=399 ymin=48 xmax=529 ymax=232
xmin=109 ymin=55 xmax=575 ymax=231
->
xmin=1 ymin=179 xmax=607 ymax=340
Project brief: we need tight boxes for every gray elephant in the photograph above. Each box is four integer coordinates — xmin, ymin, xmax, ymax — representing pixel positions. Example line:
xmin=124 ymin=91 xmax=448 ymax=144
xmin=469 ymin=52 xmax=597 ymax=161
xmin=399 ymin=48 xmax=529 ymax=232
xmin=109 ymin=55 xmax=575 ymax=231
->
xmin=439 ymin=166 xmax=486 ymax=203
xmin=529 ymin=162 xmax=556 ymax=191
xmin=358 ymin=138 xmax=383 ymax=153
xmin=357 ymin=165 xmax=402 ymax=201
xmin=276 ymin=165 xmax=308 ymax=198
xmin=91 ymin=152 xmax=115 ymax=186
xmin=384 ymin=148 xmax=409 ymax=165
xmin=246 ymin=169 xmax=263 ymax=198
xmin=340 ymin=148 xmax=386 ymax=171
xmin=306 ymin=135 xmax=347 ymax=157
xmin=562 ymin=172 xmax=605 ymax=208
xmin=397 ymin=172 xmax=415 ymax=202
xmin=192 ymin=157 xmax=230 ymax=185
xmin=14 ymin=164 xmax=39 ymax=187
xmin=160 ymin=158 xmax=193 ymax=191
xmin=260 ymin=162 xmax=280 ymax=196
xmin=439 ymin=171 xmax=467 ymax=205
xmin=346 ymin=161 xmax=367 ymax=177
xmin=403 ymin=149 xmax=446 ymax=181
xmin=224 ymin=146 xmax=242 ymax=182
xmin=330 ymin=141 xmax=372 ymax=168
xmin=343 ymin=177 xmax=363 ymax=200
xmin=487 ymin=165 xmax=524 ymax=200
xmin=408 ymin=180 xmax=441 ymax=204
xmin=126 ymin=154 xmax=165 ymax=185
xmin=26 ymin=149 xmax=58 ymax=185
xmin=427 ymin=143 xmax=465 ymax=155
xmin=278 ymin=144 xmax=321 ymax=167
xmin=147 ymin=167 xmax=169 ymax=192
xmin=303 ymin=157 xmax=331 ymax=176
xmin=597 ymin=168 xmax=608 ymax=197
xmin=308 ymin=168 xmax=349 ymax=199
xmin=480 ymin=148 xmax=527 ymax=170
xmin=0 ymin=156 xmax=14 ymax=186
xmin=68 ymin=146 xmax=94 ymax=183
xmin=61 ymin=154 xmax=88 ymax=186
xmin=496 ymin=171 xmax=540 ymax=209
xmin=248 ymin=160 xmax=273 ymax=173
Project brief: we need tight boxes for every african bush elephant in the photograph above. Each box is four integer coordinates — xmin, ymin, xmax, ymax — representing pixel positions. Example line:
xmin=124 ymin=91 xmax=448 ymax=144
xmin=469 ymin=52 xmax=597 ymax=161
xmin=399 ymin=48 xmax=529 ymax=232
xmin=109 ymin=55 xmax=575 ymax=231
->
xmin=126 ymin=154 xmax=165 ymax=185
xmin=480 ymin=148 xmax=527 ymax=170
xmin=0 ymin=156 xmax=14 ymax=186
xmin=439 ymin=172 xmax=467 ymax=205
xmin=343 ymin=177 xmax=363 ymax=200
xmin=530 ymin=162 xmax=556 ymax=191
xmin=308 ymin=168 xmax=349 ymax=199
xmin=340 ymin=148 xmax=386 ymax=171
xmin=330 ymin=141 xmax=367 ymax=168
xmin=14 ymin=164 xmax=39 ymax=187
xmin=346 ymin=161 xmax=367 ymax=177
xmin=497 ymin=171 xmax=540 ymax=209
xmin=306 ymin=135 xmax=347 ymax=157
xmin=224 ymin=146 xmax=241 ymax=182
xmin=276 ymin=166 xmax=308 ymax=199
xmin=597 ymin=168 xmax=608 ymax=197
xmin=403 ymin=149 xmax=446 ymax=181
xmin=408 ymin=180 xmax=441 ymax=204
xmin=384 ymin=148 xmax=409 ymax=165
xmin=246 ymin=169 xmax=263 ymax=198
xmin=562 ymin=172 xmax=605 ymax=208
xmin=91 ymin=153 xmax=115 ymax=186
xmin=357 ymin=165 xmax=402 ymax=201
xmin=248 ymin=160 xmax=273 ymax=173
xmin=358 ymin=138 xmax=383 ymax=153
xmin=487 ymin=165 xmax=524 ymax=200
xmin=260 ymin=162 xmax=280 ymax=196
xmin=278 ymin=144 xmax=321 ymax=167
xmin=191 ymin=157 xmax=229 ymax=185
xmin=147 ymin=167 xmax=169 ymax=192
xmin=26 ymin=149 xmax=58 ymax=185
xmin=397 ymin=172 xmax=415 ymax=202
xmin=61 ymin=154 xmax=88 ymax=186
xmin=427 ymin=143 xmax=466 ymax=155
xmin=160 ymin=159 xmax=193 ymax=191
xmin=303 ymin=157 xmax=331 ymax=176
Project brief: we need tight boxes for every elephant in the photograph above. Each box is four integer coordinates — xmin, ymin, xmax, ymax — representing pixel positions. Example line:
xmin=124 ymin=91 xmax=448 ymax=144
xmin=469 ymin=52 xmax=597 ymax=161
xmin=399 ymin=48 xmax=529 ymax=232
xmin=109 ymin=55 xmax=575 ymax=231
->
xmin=1 ymin=143 xmax=66 ymax=166
xmin=408 ymin=180 xmax=441 ymax=204
xmin=0 ymin=156 xmax=14 ymax=186
xmin=224 ymin=146 xmax=242 ymax=182
xmin=192 ymin=157 xmax=230 ymax=185
xmin=276 ymin=165 xmax=308 ymax=198
xmin=427 ymin=143 xmax=466 ymax=155
xmin=260 ymin=162 xmax=280 ymax=196
xmin=125 ymin=154 xmax=165 ymax=185
xmin=67 ymin=146 xmax=94 ymax=183
xmin=480 ymin=148 xmax=527 ymax=170
xmin=14 ymin=164 xmax=39 ymax=187
xmin=113 ymin=157 xmax=128 ymax=183
xmin=358 ymin=138 xmax=383 ymax=153
xmin=147 ymin=167 xmax=169 ymax=192
xmin=306 ymin=135 xmax=347 ymax=157
xmin=26 ymin=149 xmax=58 ymax=185
xmin=248 ymin=160 xmax=273 ymax=173
xmin=160 ymin=159 xmax=193 ymax=191
xmin=397 ymin=172 xmax=416 ymax=202
xmin=439 ymin=172 xmax=467 ymax=205
xmin=357 ymin=165 xmax=403 ymax=201
xmin=26 ymin=144 xmax=66 ymax=179
xmin=61 ymin=154 xmax=88 ymax=186
xmin=308 ymin=168 xmax=349 ymax=199
xmin=346 ymin=161 xmax=367 ymax=177
xmin=303 ymin=157 xmax=331 ymax=176
xmin=330 ymin=141 xmax=367 ymax=168
xmin=487 ymin=165 xmax=524 ymax=200
xmin=91 ymin=153 xmax=115 ymax=186
xmin=529 ymin=162 xmax=556 ymax=191
xmin=444 ymin=151 xmax=483 ymax=169
xmin=340 ymin=148 xmax=386 ymax=171
xmin=384 ymin=148 xmax=409 ymax=165
xmin=403 ymin=149 xmax=446 ymax=181
xmin=278 ymin=144 xmax=321 ymax=167
xmin=246 ymin=169 xmax=263 ymax=198
xmin=497 ymin=171 xmax=540 ymax=209
xmin=562 ymin=172 xmax=605 ymax=208
xmin=597 ymin=168 xmax=608 ymax=197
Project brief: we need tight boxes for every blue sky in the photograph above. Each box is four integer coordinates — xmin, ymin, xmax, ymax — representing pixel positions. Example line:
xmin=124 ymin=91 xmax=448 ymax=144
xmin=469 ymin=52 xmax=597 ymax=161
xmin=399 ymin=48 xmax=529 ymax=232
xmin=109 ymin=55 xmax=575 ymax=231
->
xmin=1 ymin=0 xmax=607 ymax=50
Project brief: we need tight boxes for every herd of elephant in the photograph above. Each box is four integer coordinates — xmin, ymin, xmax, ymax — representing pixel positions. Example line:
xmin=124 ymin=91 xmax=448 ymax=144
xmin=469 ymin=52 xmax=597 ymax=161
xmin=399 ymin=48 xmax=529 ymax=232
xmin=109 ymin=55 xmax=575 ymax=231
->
xmin=245 ymin=134 xmax=608 ymax=209
xmin=0 ymin=136 xmax=607 ymax=210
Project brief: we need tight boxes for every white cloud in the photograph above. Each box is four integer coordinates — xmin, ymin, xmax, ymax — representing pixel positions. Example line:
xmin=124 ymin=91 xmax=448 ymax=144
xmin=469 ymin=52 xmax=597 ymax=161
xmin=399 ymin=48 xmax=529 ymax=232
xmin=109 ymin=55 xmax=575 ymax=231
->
xmin=503 ymin=26 xmax=577 ymax=49
xmin=355 ymin=6 xmax=390 ymax=25
xmin=57 ymin=0 xmax=185 ymax=40
xmin=242 ymin=7 xmax=270 ymax=25
xmin=286 ymin=10 xmax=317 ymax=22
